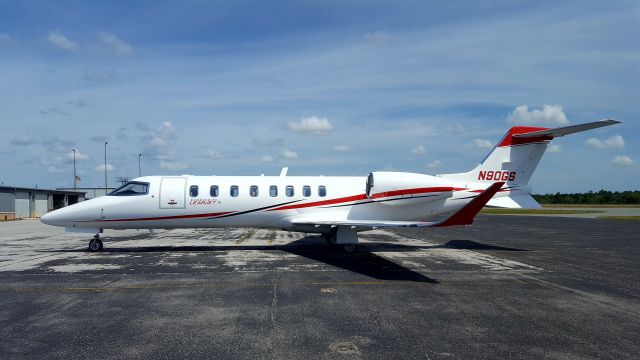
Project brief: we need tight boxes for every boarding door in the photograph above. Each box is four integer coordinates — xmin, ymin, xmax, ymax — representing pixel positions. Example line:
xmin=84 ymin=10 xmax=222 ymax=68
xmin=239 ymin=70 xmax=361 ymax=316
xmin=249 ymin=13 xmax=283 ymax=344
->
xmin=159 ymin=177 xmax=187 ymax=209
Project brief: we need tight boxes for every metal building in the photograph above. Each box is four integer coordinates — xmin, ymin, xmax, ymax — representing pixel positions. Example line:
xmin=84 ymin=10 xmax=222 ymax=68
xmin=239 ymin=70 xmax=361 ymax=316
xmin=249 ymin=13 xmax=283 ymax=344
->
xmin=56 ymin=187 xmax=116 ymax=200
xmin=0 ymin=186 xmax=86 ymax=221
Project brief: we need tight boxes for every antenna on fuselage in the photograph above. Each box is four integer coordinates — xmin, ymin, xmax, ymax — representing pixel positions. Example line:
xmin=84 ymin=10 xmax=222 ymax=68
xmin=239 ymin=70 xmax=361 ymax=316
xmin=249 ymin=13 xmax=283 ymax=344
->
xmin=280 ymin=167 xmax=288 ymax=176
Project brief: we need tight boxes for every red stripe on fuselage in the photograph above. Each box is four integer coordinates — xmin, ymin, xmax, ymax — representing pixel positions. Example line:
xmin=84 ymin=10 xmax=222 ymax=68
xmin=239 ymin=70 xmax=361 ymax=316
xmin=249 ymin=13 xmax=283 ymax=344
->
xmin=99 ymin=211 xmax=234 ymax=222
xmin=268 ymin=186 xmax=464 ymax=211
xmin=268 ymin=194 xmax=368 ymax=211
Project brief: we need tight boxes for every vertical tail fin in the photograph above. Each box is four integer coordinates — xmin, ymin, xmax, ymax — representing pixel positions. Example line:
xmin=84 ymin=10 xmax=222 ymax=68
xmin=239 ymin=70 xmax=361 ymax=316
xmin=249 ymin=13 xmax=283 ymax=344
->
xmin=438 ymin=119 xmax=621 ymax=187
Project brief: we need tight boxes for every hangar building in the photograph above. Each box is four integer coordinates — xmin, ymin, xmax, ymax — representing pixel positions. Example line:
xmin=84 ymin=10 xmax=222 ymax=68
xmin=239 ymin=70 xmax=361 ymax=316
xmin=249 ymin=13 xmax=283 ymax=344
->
xmin=56 ymin=187 xmax=116 ymax=200
xmin=0 ymin=186 xmax=86 ymax=221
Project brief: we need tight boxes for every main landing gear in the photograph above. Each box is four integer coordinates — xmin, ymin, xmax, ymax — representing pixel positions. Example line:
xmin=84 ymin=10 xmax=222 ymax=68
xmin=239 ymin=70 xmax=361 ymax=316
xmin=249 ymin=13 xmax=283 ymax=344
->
xmin=322 ymin=227 xmax=360 ymax=253
xmin=341 ymin=244 xmax=359 ymax=253
xmin=88 ymin=233 xmax=104 ymax=252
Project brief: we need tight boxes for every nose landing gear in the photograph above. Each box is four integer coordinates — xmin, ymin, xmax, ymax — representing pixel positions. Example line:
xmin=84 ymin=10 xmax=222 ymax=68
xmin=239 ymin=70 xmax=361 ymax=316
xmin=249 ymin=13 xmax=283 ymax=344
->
xmin=88 ymin=234 xmax=104 ymax=252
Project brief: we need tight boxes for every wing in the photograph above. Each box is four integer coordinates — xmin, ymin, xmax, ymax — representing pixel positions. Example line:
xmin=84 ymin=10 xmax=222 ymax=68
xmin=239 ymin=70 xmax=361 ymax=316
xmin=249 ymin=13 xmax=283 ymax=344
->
xmin=291 ymin=182 xmax=505 ymax=229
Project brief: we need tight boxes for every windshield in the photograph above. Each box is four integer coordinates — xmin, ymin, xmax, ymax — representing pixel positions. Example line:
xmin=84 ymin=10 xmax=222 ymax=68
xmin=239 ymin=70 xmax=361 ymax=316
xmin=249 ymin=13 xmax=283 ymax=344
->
xmin=108 ymin=181 xmax=149 ymax=196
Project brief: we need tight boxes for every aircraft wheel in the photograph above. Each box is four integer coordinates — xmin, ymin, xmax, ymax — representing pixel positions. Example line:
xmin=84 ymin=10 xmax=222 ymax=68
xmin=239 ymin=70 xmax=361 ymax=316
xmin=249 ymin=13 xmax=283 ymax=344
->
xmin=88 ymin=238 xmax=103 ymax=252
xmin=342 ymin=244 xmax=359 ymax=253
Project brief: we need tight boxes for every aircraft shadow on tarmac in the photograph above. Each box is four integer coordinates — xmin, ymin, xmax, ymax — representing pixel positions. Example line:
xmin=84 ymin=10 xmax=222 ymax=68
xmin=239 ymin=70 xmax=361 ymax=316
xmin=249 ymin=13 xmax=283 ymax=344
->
xmin=438 ymin=239 xmax=527 ymax=252
xmin=42 ymin=236 xmax=527 ymax=284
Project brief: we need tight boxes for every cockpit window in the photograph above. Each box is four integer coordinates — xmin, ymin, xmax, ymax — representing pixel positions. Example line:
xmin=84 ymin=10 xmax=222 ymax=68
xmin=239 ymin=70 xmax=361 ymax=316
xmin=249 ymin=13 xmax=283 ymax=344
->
xmin=109 ymin=181 xmax=149 ymax=196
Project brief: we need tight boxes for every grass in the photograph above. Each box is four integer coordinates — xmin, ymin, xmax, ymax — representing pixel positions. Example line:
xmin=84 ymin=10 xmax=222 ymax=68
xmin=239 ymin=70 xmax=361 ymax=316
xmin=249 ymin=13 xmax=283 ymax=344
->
xmin=481 ymin=209 xmax=604 ymax=215
xmin=598 ymin=216 xmax=640 ymax=221
xmin=541 ymin=204 xmax=640 ymax=208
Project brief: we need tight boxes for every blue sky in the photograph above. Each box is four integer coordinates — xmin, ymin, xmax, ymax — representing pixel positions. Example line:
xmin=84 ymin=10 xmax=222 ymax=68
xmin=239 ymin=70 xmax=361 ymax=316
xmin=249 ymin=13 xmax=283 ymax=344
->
xmin=0 ymin=0 xmax=638 ymax=193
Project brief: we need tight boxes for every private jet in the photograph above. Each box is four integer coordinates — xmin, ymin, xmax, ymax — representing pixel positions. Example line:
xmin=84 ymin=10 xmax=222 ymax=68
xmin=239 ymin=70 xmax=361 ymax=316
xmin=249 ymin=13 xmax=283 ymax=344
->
xmin=41 ymin=119 xmax=620 ymax=252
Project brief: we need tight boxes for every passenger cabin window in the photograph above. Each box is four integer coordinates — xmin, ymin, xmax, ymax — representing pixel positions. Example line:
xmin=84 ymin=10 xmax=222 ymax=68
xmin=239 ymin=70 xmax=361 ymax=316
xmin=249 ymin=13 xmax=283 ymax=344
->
xmin=270 ymin=185 xmax=278 ymax=197
xmin=250 ymin=185 xmax=259 ymax=197
xmin=303 ymin=185 xmax=311 ymax=197
xmin=286 ymin=185 xmax=294 ymax=197
xmin=318 ymin=185 xmax=327 ymax=197
xmin=210 ymin=185 xmax=219 ymax=197
xmin=230 ymin=185 xmax=239 ymax=197
xmin=109 ymin=181 xmax=149 ymax=196
xmin=190 ymin=185 xmax=199 ymax=197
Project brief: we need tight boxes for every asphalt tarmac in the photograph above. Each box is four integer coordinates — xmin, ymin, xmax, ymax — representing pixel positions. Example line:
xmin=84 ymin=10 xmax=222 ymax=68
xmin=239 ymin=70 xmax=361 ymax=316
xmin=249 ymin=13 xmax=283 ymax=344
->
xmin=0 ymin=216 xmax=638 ymax=359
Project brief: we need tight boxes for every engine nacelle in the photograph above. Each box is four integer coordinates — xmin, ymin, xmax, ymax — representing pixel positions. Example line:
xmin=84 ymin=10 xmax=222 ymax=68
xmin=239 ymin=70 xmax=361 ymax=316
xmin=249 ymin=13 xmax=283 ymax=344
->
xmin=365 ymin=171 xmax=451 ymax=206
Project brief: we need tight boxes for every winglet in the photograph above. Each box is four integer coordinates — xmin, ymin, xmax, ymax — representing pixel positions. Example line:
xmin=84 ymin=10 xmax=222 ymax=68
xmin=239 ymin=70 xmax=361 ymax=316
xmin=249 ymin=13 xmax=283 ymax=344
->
xmin=435 ymin=182 xmax=504 ymax=227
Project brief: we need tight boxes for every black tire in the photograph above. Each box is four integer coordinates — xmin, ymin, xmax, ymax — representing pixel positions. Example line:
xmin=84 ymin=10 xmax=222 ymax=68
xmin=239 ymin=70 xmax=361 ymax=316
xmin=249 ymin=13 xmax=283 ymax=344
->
xmin=342 ymin=244 xmax=359 ymax=253
xmin=88 ymin=238 xmax=103 ymax=252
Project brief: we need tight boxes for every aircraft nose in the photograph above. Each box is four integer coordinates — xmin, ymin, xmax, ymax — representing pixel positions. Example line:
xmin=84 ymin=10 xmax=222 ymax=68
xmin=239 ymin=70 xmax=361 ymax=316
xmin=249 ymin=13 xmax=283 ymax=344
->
xmin=40 ymin=198 xmax=104 ymax=227
xmin=40 ymin=209 xmax=62 ymax=226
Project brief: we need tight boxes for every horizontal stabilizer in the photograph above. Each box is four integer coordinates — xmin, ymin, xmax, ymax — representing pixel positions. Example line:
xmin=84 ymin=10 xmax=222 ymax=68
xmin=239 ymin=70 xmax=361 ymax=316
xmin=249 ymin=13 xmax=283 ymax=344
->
xmin=487 ymin=195 xmax=541 ymax=209
xmin=513 ymin=119 xmax=620 ymax=139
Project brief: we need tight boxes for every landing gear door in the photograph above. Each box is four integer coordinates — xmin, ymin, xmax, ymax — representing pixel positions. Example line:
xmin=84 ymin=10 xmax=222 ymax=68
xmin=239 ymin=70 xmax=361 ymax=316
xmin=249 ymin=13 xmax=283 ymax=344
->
xmin=159 ymin=177 xmax=187 ymax=209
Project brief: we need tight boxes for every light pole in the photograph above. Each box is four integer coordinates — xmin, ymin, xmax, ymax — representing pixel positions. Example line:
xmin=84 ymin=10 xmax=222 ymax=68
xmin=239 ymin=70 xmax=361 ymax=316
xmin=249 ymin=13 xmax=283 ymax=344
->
xmin=72 ymin=148 xmax=77 ymax=190
xmin=138 ymin=153 xmax=142 ymax=177
xmin=104 ymin=141 xmax=108 ymax=193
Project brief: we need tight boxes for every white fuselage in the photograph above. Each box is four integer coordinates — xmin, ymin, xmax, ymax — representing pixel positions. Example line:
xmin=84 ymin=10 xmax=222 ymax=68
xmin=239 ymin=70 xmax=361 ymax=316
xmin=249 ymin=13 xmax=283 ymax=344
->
xmin=41 ymin=173 xmax=519 ymax=234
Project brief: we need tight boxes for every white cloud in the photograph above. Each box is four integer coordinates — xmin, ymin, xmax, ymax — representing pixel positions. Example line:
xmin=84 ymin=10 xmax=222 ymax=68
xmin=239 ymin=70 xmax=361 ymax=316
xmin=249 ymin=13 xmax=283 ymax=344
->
xmin=98 ymin=31 xmax=133 ymax=56
xmin=585 ymin=135 xmax=625 ymax=149
xmin=67 ymin=150 xmax=90 ymax=161
xmin=411 ymin=145 xmax=426 ymax=155
xmin=47 ymin=30 xmax=78 ymax=52
xmin=333 ymin=145 xmax=352 ymax=152
xmin=585 ymin=138 xmax=604 ymax=149
xmin=427 ymin=160 xmax=441 ymax=169
xmin=611 ymin=155 xmax=633 ymax=166
xmin=605 ymin=135 xmax=625 ymax=148
xmin=281 ymin=148 xmax=298 ymax=159
xmin=507 ymin=105 xmax=569 ymax=126
xmin=204 ymin=149 xmax=224 ymax=159
xmin=467 ymin=138 xmax=493 ymax=149
xmin=95 ymin=164 xmax=114 ymax=172
xmin=364 ymin=30 xmax=392 ymax=45
xmin=142 ymin=121 xmax=179 ymax=162
xmin=159 ymin=121 xmax=175 ymax=133
xmin=547 ymin=144 xmax=561 ymax=153
xmin=260 ymin=155 xmax=274 ymax=163
xmin=288 ymin=116 xmax=333 ymax=135
xmin=159 ymin=161 xmax=187 ymax=171
xmin=149 ymin=136 xmax=167 ymax=147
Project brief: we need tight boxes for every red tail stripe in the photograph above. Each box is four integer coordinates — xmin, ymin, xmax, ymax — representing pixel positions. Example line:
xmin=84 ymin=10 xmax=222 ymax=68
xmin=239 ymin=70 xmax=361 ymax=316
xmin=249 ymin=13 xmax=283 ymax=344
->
xmin=498 ymin=126 xmax=552 ymax=147
xmin=435 ymin=182 xmax=505 ymax=227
